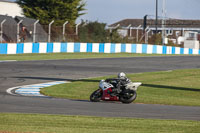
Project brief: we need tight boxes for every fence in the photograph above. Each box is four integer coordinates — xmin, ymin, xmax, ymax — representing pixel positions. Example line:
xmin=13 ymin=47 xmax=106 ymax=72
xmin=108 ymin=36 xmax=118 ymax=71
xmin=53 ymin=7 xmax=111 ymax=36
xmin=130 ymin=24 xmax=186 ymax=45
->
xmin=0 ymin=16 xmax=148 ymax=44
xmin=0 ymin=24 xmax=144 ymax=44
xmin=0 ymin=24 xmax=77 ymax=43
xmin=0 ymin=42 xmax=199 ymax=55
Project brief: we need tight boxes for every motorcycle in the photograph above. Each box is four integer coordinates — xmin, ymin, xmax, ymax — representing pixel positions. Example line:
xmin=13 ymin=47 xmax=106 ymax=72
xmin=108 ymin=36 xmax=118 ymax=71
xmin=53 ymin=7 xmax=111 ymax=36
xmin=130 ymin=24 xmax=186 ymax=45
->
xmin=90 ymin=79 xmax=142 ymax=104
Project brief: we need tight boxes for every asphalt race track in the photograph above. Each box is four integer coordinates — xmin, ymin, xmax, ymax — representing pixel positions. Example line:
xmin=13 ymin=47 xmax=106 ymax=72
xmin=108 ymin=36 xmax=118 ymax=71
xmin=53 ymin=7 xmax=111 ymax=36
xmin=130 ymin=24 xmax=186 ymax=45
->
xmin=0 ymin=56 xmax=200 ymax=121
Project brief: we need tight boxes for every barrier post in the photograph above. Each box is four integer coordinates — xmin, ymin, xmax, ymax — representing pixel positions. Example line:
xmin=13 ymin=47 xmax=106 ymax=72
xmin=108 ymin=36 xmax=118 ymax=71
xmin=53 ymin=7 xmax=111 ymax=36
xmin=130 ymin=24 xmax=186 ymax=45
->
xmin=17 ymin=20 xmax=23 ymax=43
xmin=33 ymin=20 xmax=39 ymax=43
xmin=126 ymin=24 xmax=131 ymax=37
xmin=0 ymin=19 xmax=6 ymax=43
xmin=145 ymin=29 xmax=151 ymax=44
xmin=144 ymin=26 xmax=149 ymax=43
xmin=48 ymin=20 xmax=54 ymax=42
xmin=75 ymin=22 xmax=81 ymax=35
xmin=63 ymin=21 xmax=68 ymax=41
xmin=136 ymin=25 xmax=142 ymax=42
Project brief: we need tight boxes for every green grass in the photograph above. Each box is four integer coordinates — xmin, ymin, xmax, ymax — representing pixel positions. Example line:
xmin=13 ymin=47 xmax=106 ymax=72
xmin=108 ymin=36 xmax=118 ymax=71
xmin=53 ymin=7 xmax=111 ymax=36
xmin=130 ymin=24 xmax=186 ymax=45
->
xmin=0 ymin=52 xmax=185 ymax=61
xmin=0 ymin=113 xmax=200 ymax=133
xmin=41 ymin=69 xmax=200 ymax=106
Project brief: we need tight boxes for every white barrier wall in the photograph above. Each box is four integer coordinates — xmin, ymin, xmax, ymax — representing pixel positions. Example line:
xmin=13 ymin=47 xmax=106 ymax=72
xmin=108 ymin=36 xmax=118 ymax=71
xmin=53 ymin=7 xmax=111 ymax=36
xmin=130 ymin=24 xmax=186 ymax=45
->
xmin=0 ymin=42 xmax=199 ymax=55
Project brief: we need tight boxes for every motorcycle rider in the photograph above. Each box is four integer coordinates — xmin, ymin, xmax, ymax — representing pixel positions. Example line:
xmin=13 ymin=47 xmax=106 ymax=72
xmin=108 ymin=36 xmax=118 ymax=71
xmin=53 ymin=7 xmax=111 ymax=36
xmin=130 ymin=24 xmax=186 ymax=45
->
xmin=105 ymin=72 xmax=131 ymax=93
xmin=117 ymin=72 xmax=131 ymax=85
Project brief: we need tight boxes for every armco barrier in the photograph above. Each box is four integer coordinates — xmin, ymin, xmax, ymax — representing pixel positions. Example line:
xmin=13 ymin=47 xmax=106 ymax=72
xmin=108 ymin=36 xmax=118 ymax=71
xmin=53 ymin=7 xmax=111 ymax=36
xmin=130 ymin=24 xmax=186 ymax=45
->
xmin=0 ymin=42 xmax=200 ymax=55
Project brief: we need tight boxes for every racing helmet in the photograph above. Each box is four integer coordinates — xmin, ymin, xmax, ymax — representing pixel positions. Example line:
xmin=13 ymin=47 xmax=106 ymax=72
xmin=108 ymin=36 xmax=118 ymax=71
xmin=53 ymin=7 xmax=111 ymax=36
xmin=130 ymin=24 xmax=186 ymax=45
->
xmin=118 ymin=72 xmax=126 ymax=79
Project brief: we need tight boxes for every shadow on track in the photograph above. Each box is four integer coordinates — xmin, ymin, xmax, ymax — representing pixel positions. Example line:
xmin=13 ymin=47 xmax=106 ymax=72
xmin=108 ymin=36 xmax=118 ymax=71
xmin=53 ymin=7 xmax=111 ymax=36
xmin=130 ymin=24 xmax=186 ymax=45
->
xmin=143 ymin=84 xmax=200 ymax=92
xmin=12 ymin=76 xmax=100 ymax=83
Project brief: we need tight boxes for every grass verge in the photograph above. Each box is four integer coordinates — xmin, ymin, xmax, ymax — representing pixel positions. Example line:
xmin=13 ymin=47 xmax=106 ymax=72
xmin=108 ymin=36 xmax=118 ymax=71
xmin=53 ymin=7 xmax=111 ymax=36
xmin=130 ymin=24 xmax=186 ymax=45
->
xmin=41 ymin=69 xmax=200 ymax=106
xmin=0 ymin=113 xmax=200 ymax=133
xmin=0 ymin=52 xmax=183 ymax=61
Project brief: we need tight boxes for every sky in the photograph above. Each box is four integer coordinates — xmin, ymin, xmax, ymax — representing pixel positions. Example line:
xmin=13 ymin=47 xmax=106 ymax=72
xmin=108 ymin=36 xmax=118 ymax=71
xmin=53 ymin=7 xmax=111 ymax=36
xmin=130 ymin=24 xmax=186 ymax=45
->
xmin=9 ymin=0 xmax=200 ymax=24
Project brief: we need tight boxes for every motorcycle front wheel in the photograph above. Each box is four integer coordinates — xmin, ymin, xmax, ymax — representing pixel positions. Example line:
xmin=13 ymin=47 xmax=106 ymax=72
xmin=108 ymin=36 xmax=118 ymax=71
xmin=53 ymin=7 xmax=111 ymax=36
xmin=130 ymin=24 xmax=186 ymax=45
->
xmin=90 ymin=89 xmax=103 ymax=102
xmin=120 ymin=90 xmax=137 ymax=104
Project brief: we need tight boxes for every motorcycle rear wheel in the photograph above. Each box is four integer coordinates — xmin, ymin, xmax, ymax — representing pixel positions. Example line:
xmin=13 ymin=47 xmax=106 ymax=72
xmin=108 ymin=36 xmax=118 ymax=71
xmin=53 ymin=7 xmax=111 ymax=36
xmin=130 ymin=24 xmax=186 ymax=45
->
xmin=90 ymin=89 xmax=103 ymax=102
xmin=120 ymin=90 xmax=137 ymax=104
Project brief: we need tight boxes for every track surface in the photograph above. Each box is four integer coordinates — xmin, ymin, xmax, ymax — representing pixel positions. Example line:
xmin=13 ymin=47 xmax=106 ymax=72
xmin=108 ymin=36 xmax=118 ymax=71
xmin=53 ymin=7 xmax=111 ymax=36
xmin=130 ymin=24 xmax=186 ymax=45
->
xmin=0 ymin=56 xmax=200 ymax=120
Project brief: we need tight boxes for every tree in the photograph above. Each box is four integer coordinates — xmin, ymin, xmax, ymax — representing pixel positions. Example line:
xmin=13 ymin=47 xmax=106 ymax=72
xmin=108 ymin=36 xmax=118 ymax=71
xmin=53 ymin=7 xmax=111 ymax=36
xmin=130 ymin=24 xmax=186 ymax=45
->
xmin=109 ymin=28 xmax=123 ymax=43
xmin=78 ymin=21 xmax=109 ymax=43
xmin=148 ymin=33 xmax=162 ymax=45
xmin=16 ymin=0 xmax=86 ymax=25
xmin=77 ymin=20 xmax=125 ymax=43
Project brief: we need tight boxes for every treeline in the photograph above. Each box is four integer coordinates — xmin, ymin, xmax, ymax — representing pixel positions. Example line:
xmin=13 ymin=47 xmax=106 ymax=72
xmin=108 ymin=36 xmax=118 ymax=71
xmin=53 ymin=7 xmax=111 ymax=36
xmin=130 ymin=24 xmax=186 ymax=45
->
xmin=77 ymin=21 xmax=125 ymax=43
